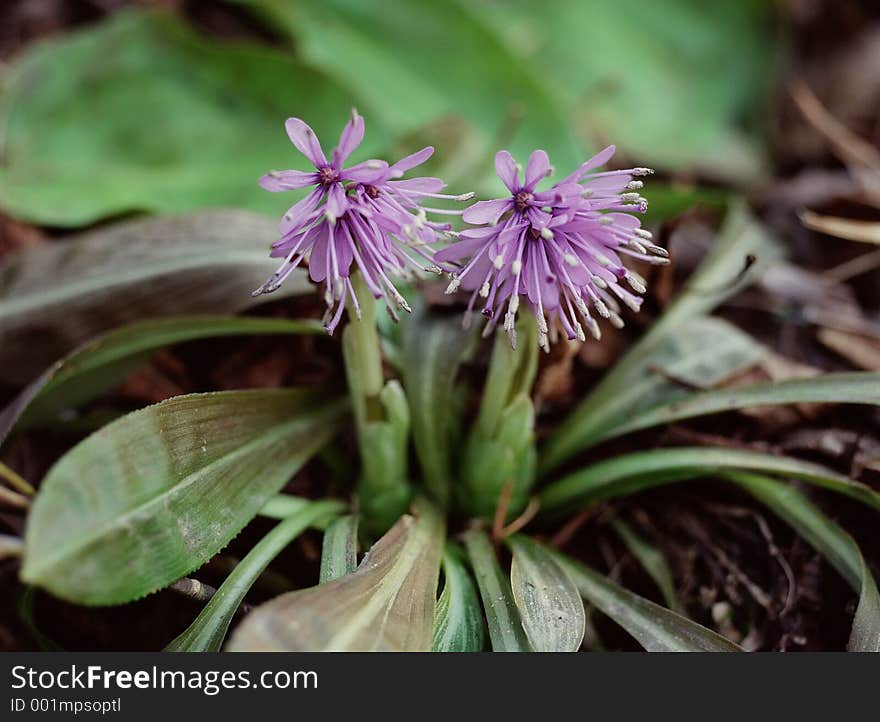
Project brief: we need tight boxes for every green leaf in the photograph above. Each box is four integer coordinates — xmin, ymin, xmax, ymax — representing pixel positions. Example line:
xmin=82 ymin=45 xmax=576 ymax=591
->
xmin=542 ymin=201 xmax=782 ymax=473
xmin=0 ymin=9 xmax=381 ymax=226
xmin=550 ymin=548 xmax=743 ymax=652
xmin=166 ymin=499 xmax=343 ymax=652
xmin=0 ymin=210 xmax=311 ymax=384
xmin=540 ymin=447 xmax=880 ymax=514
xmin=508 ymin=536 xmax=585 ymax=652
xmin=21 ymin=389 xmax=347 ymax=605
xmin=725 ymin=472 xmax=862 ymax=590
xmin=433 ymin=544 xmax=485 ymax=652
xmin=549 ymin=317 xmax=764 ymax=453
xmin=610 ymin=518 xmax=681 ymax=612
xmin=474 ymin=0 xmax=774 ymax=178
xmin=258 ymin=494 xmax=313 ymax=520
xmin=463 ymin=529 xmax=531 ymax=652
xmin=227 ymin=500 xmax=445 ymax=651
xmin=0 ymin=315 xmax=322 ymax=446
xmin=602 ymin=372 xmax=880 ymax=443
xmin=246 ymin=0 xmax=581 ymax=173
xmin=319 ymin=515 xmax=359 ymax=584
xmin=848 ymin=550 xmax=880 ymax=652
xmin=400 ymin=303 xmax=474 ymax=507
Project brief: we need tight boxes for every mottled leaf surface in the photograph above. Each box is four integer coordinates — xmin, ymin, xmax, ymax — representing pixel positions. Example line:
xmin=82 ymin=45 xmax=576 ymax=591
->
xmin=22 ymin=389 xmax=346 ymax=605
xmin=228 ymin=502 xmax=444 ymax=651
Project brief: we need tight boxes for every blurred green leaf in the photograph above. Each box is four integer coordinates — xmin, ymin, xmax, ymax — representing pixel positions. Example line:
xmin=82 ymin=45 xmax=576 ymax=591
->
xmin=474 ymin=0 xmax=773 ymax=179
xmin=848 ymin=549 xmax=880 ymax=652
xmin=166 ymin=499 xmax=343 ymax=652
xmin=319 ymin=515 xmax=359 ymax=584
xmin=433 ymin=544 xmax=485 ymax=652
xmin=228 ymin=501 xmax=444 ymax=651
xmin=542 ymin=201 xmax=783 ymax=473
xmin=400 ymin=303 xmax=474 ymax=507
xmin=508 ymin=536 xmax=585 ymax=652
xmin=463 ymin=529 xmax=530 ymax=652
xmin=249 ymin=0 xmax=772 ymax=180
xmin=549 ymin=547 xmax=743 ymax=652
xmin=21 ymin=389 xmax=347 ymax=605
xmin=602 ymin=372 xmax=880 ymax=443
xmin=0 ymin=9 xmax=382 ymax=226
xmin=541 ymin=447 xmax=880 ymax=514
xmin=0 ymin=315 xmax=323 ymax=447
xmin=0 ymin=210 xmax=311 ymax=384
xmin=246 ymin=0 xmax=581 ymax=177
xmin=610 ymin=518 xmax=681 ymax=612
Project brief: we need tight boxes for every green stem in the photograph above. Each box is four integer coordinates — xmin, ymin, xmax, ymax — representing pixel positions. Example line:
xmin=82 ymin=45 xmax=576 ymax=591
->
xmin=342 ymin=271 xmax=411 ymax=532
xmin=345 ymin=272 xmax=384 ymax=429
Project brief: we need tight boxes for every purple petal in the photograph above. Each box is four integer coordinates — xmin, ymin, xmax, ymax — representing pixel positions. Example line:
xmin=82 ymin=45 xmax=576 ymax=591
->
xmin=285 ymin=118 xmax=328 ymax=167
xmin=309 ymin=224 xmax=331 ymax=282
xmin=332 ymin=109 xmax=365 ymax=168
xmin=389 ymin=177 xmax=446 ymax=194
xmin=582 ymin=145 xmax=617 ymax=173
xmin=494 ymin=151 xmax=520 ymax=191
xmin=389 ymin=146 xmax=434 ymax=177
xmin=434 ymin=235 xmax=491 ymax=263
xmin=279 ymin=186 xmax=324 ymax=234
xmin=462 ymin=198 xmax=512 ymax=225
xmin=259 ymin=170 xmax=318 ymax=192
xmin=325 ymin=183 xmax=348 ymax=218
xmin=342 ymin=159 xmax=389 ymax=184
xmin=523 ymin=150 xmax=550 ymax=190
xmin=560 ymin=145 xmax=617 ymax=184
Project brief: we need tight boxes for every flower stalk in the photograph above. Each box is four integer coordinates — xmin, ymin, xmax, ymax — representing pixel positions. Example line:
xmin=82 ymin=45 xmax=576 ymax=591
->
xmin=343 ymin=271 xmax=412 ymax=533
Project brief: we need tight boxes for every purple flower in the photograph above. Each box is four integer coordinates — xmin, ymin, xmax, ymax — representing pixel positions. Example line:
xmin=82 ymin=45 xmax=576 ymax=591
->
xmin=254 ymin=111 xmax=469 ymax=333
xmin=435 ymin=147 xmax=668 ymax=350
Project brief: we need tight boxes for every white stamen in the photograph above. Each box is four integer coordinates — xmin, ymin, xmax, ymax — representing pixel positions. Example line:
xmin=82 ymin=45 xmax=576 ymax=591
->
xmin=609 ymin=311 xmax=625 ymax=328
xmin=445 ymin=277 xmax=461 ymax=294
xmin=620 ymin=192 xmax=642 ymax=203
xmin=540 ymin=227 xmax=554 ymax=240
xmin=599 ymin=216 xmax=614 ymax=226
xmin=493 ymin=255 xmax=504 ymax=270
xmin=581 ymin=188 xmax=594 ymax=198
xmin=625 ymin=180 xmax=644 ymax=190
xmin=632 ymin=167 xmax=654 ymax=176
xmin=564 ymin=253 xmax=579 ymax=267
xmin=635 ymin=228 xmax=653 ymax=239
xmin=479 ymin=281 xmax=490 ymax=298
xmin=511 ymin=260 xmax=522 ymax=275
xmin=594 ymin=299 xmax=610 ymax=318
xmin=621 ymin=293 xmax=642 ymax=312
xmin=592 ymin=275 xmax=608 ymax=290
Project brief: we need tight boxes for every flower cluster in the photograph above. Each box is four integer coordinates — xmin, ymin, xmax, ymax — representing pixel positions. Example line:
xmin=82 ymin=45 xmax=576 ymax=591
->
xmin=435 ymin=147 xmax=667 ymax=350
xmin=256 ymin=112 xmax=666 ymax=347
xmin=253 ymin=110 xmax=471 ymax=333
